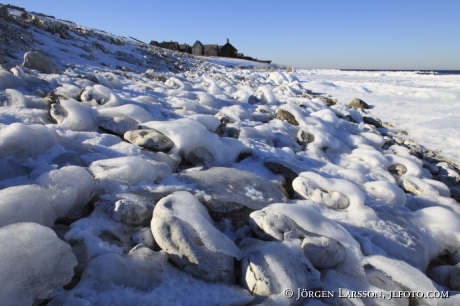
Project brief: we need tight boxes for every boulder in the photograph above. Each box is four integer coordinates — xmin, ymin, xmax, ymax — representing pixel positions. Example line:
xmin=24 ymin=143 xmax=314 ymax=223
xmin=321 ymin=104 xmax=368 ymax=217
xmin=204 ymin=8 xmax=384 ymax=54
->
xmin=293 ymin=176 xmax=350 ymax=210
xmin=249 ymin=209 xmax=346 ymax=269
xmin=320 ymin=96 xmax=336 ymax=107
xmin=151 ymin=191 xmax=239 ymax=283
xmin=96 ymin=115 xmax=139 ymax=136
xmin=264 ymin=158 xmax=304 ymax=197
xmin=275 ymin=109 xmax=299 ymax=126
xmin=348 ymin=98 xmax=370 ymax=109
xmin=132 ymin=227 xmax=156 ymax=250
xmin=112 ymin=194 xmax=153 ymax=227
xmin=124 ymin=129 xmax=174 ymax=152
xmin=178 ymin=167 xmax=286 ymax=225
xmin=301 ymin=235 xmax=346 ymax=269
xmin=239 ymin=239 xmax=315 ymax=299
xmin=22 ymin=51 xmax=61 ymax=74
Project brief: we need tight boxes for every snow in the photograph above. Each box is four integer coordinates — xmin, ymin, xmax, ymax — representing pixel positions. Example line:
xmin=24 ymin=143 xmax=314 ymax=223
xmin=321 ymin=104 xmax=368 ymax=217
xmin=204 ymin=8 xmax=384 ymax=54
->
xmin=1 ymin=5 xmax=460 ymax=305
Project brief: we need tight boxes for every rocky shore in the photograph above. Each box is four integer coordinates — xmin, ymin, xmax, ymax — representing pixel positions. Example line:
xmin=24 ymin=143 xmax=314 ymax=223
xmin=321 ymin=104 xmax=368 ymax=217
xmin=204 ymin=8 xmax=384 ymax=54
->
xmin=1 ymin=4 xmax=460 ymax=305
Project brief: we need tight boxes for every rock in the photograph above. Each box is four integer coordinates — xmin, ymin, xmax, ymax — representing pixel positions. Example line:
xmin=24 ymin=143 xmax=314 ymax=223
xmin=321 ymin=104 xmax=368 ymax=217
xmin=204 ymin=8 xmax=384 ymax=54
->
xmin=22 ymin=51 xmax=61 ymax=74
xmin=296 ymin=130 xmax=315 ymax=149
xmin=124 ymin=129 xmax=174 ymax=152
xmin=249 ymin=209 xmax=346 ymax=269
xmin=426 ymin=265 xmax=454 ymax=287
xmin=112 ymin=194 xmax=153 ymax=227
xmin=0 ymin=5 xmax=9 ymax=18
xmin=72 ymin=241 xmax=90 ymax=277
xmin=400 ymin=179 xmax=421 ymax=195
xmin=249 ymin=209 xmax=302 ymax=242
xmin=132 ymin=227 xmax=156 ymax=250
xmin=450 ymin=264 xmax=460 ymax=290
xmin=151 ymin=191 xmax=239 ymax=283
xmin=422 ymin=160 xmax=439 ymax=175
xmin=363 ymin=116 xmax=383 ymax=128
xmin=49 ymin=103 xmax=68 ymax=123
xmin=0 ymin=71 xmax=28 ymax=89
xmin=285 ymin=66 xmax=293 ymax=73
xmin=178 ymin=167 xmax=286 ymax=225
xmin=348 ymin=98 xmax=370 ymax=109
xmin=239 ymin=239 xmax=315 ymax=299
xmin=275 ymin=108 xmax=299 ymax=126
xmin=320 ymin=96 xmax=336 ymax=107
xmin=182 ymin=146 xmax=215 ymax=165
xmin=264 ymin=158 xmax=304 ymax=197
xmin=96 ymin=115 xmax=139 ymax=136
xmin=292 ymin=176 xmax=350 ymax=210
xmin=301 ymin=235 xmax=346 ymax=269
xmin=388 ymin=164 xmax=407 ymax=176
xmin=142 ymin=70 xmax=167 ymax=82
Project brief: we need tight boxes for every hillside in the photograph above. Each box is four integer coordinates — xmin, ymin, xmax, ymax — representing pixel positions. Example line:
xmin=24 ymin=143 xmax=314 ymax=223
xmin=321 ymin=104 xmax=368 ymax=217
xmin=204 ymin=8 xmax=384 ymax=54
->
xmin=1 ymin=4 xmax=460 ymax=306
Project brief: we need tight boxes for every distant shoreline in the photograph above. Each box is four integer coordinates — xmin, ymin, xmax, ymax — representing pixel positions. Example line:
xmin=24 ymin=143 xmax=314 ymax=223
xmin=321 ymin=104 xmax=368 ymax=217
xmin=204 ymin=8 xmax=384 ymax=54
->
xmin=339 ymin=69 xmax=460 ymax=75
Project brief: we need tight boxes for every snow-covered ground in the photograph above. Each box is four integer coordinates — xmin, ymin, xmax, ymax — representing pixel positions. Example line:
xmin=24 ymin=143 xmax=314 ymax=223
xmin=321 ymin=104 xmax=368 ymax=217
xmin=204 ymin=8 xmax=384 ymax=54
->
xmin=1 ymin=4 xmax=460 ymax=306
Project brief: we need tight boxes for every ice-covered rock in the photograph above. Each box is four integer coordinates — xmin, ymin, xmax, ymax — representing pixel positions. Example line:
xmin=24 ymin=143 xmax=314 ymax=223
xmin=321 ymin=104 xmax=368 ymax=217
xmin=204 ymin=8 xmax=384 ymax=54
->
xmin=96 ymin=114 xmax=139 ymax=136
xmin=0 ymin=222 xmax=77 ymax=305
xmin=178 ymin=167 xmax=286 ymax=224
xmin=142 ymin=118 xmax=244 ymax=166
xmin=0 ymin=70 xmax=28 ymax=89
xmin=89 ymin=156 xmax=171 ymax=185
xmin=293 ymin=172 xmax=355 ymax=210
xmin=112 ymin=193 xmax=154 ymax=227
xmin=151 ymin=191 xmax=239 ymax=283
xmin=364 ymin=181 xmax=407 ymax=206
xmin=132 ymin=227 xmax=156 ymax=249
xmin=97 ymin=104 xmax=153 ymax=123
xmin=0 ymin=166 xmax=96 ymax=228
xmin=239 ymin=239 xmax=316 ymax=301
xmin=450 ymin=263 xmax=460 ymax=290
xmin=22 ymin=51 xmax=61 ymax=74
xmin=249 ymin=208 xmax=346 ymax=269
xmin=0 ymin=123 xmax=57 ymax=158
xmin=124 ymin=129 xmax=174 ymax=152
xmin=55 ymin=99 xmax=98 ymax=131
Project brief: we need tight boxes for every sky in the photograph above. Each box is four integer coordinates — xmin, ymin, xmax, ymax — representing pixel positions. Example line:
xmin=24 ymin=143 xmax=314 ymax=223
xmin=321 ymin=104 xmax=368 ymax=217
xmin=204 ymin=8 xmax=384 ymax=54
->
xmin=6 ymin=0 xmax=460 ymax=69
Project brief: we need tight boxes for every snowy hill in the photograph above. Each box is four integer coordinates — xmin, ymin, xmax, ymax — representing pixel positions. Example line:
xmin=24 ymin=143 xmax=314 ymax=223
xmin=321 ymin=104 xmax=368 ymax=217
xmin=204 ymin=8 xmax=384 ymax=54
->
xmin=1 ymin=4 xmax=460 ymax=305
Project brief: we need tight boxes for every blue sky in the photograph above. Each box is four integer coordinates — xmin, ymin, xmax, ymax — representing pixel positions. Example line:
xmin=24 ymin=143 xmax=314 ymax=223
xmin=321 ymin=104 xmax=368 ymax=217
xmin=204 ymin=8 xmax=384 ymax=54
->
xmin=8 ymin=0 xmax=460 ymax=69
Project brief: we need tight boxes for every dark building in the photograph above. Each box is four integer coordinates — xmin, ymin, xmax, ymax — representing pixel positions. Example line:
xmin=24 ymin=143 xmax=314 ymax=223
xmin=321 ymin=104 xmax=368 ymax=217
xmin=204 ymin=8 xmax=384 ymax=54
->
xmin=160 ymin=41 xmax=180 ymax=51
xmin=203 ymin=44 xmax=219 ymax=56
xmin=192 ymin=40 xmax=204 ymax=55
xmin=179 ymin=43 xmax=191 ymax=53
xmin=149 ymin=40 xmax=160 ymax=47
xmin=219 ymin=38 xmax=238 ymax=58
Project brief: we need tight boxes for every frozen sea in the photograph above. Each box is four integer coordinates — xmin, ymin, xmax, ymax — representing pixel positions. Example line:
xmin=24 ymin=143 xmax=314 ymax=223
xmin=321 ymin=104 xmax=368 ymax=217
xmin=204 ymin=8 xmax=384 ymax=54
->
xmin=297 ymin=69 xmax=460 ymax=164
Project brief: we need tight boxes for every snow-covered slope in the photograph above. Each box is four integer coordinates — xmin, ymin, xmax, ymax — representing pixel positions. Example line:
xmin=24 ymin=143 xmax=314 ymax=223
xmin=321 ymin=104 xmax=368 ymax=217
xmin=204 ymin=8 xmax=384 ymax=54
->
xmin=1 ymin=4 xmax=460 ymax=306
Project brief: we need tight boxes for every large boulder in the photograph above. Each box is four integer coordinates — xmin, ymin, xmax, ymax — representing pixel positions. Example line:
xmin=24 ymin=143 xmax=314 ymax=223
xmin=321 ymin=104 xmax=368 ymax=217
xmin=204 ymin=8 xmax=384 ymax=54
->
xmin=96 ymin=115 xmax=139 ymax=136
xmin=178 ymin=167 xmax=286 ymax=225
xmin=239 ymin=239 xmax=316 ymax=301
xmin=249 ymin=208 xmax=346 ymax=269
xmin=0 ymin=223 xmax=77 ymax=305
xmin=22 ymin=51 xmax=61 ymax=74
xmin=151 ymin=191 xmax=240 ymax=283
